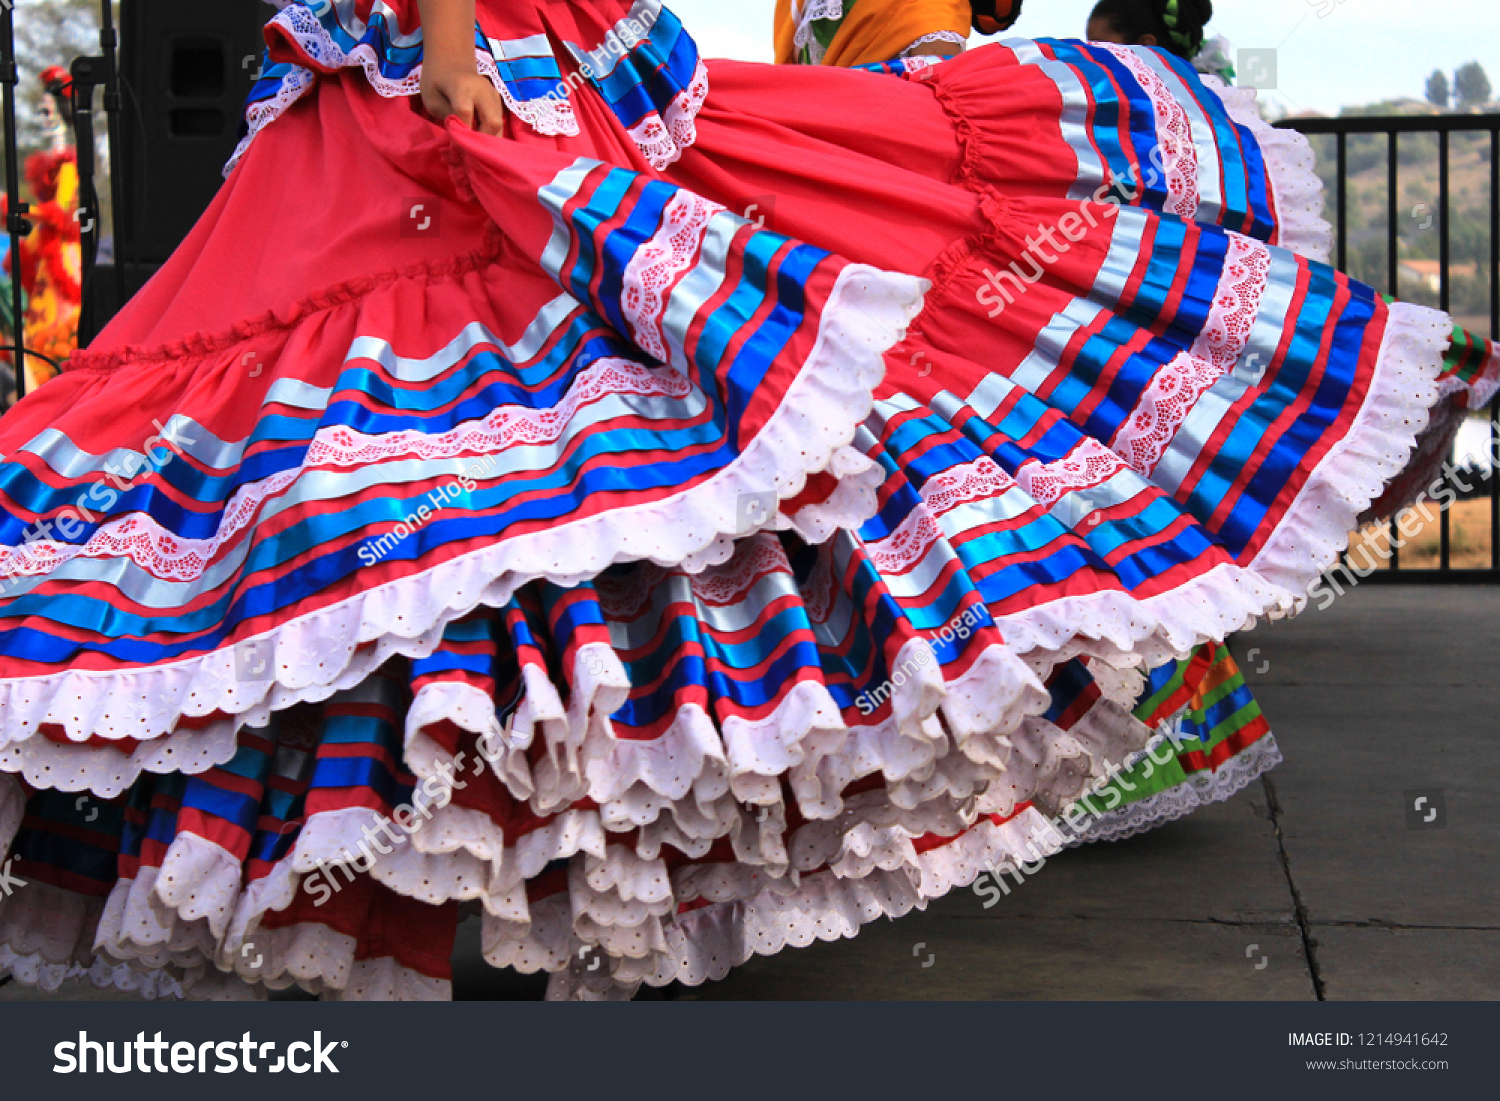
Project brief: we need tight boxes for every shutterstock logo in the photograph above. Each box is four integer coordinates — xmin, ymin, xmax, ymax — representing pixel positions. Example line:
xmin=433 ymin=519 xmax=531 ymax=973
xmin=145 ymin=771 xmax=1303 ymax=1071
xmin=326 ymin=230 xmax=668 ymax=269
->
xmin=54 ymin=1033 xmax=346 ymax=1074
xmin=0 ymin=857 xmax=26 ymax=898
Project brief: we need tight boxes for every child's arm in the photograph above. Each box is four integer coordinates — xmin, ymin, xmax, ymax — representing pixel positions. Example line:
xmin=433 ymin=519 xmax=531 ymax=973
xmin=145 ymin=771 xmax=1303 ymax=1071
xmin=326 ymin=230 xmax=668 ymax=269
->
xmin=417 ymin=0 xmax=506 ymax=135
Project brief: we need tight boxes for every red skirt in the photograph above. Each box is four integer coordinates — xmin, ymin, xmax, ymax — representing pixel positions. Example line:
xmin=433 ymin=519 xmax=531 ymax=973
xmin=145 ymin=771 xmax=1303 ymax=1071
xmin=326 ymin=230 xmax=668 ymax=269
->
xmin=0 ymin=2 xmax=1485 ymax=999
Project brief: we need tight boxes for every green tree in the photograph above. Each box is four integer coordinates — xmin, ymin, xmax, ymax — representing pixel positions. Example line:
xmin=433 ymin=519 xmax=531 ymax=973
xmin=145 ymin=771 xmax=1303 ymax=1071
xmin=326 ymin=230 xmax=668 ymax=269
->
xmin=1454 ymin=61 xmax=1493 ymax=108
xmin=1425 ymin=69 xmax=1450 ymax=109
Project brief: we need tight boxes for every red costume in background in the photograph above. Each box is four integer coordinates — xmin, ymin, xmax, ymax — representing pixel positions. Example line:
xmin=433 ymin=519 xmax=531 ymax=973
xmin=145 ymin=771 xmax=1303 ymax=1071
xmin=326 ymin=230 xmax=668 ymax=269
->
xmin=2 ymin=65 xmax=83 ymax=392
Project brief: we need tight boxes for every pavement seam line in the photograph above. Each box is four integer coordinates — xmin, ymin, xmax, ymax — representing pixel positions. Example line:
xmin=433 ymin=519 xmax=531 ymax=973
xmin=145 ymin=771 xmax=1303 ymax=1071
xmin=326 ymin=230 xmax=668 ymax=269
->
xmin=1261 ymin=774 xmax=1327 ymax=1000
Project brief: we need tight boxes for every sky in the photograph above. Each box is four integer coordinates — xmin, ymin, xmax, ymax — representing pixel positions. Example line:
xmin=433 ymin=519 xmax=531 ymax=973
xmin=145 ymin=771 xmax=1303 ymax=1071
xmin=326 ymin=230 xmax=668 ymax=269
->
xmin=668 ymin=0 xmax=1500 ymax=116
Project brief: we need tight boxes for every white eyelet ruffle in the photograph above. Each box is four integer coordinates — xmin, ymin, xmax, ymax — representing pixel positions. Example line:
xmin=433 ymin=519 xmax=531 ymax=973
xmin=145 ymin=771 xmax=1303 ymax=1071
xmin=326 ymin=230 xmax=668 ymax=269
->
xmin=0 ymin=266 xmax=924 ymax=790
xmin=1200 ymin=76 xmax=1336 ymax=265
xmin=1250 ymin=301 xmax=1449 ymax=596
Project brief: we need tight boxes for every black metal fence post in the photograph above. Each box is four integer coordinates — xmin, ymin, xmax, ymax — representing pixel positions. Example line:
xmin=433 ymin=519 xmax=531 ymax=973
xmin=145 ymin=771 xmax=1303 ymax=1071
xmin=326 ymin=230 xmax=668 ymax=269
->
xmin=1277 ymin=113 xmax=1500 ymax=584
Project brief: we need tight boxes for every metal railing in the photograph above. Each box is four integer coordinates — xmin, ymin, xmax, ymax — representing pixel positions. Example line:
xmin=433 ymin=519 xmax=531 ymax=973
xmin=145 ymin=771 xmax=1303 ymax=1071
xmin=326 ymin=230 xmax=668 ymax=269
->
xmin=1277 ymin=113 xmax=1500 ymax=582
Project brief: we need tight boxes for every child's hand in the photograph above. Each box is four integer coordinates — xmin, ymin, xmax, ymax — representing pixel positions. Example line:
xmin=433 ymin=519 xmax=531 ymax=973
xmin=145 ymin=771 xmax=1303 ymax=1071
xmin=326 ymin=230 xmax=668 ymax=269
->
xmin=421 ymin=63 xmax=507 ymax=136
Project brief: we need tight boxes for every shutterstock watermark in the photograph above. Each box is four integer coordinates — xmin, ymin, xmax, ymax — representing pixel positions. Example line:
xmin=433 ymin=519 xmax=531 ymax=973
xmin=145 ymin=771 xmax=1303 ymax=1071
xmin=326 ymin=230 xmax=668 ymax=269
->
xmin=538 ymin=6 xmax=659 ymax=109
xmin=741 ymin=195 xmax=776 ymax=231
xmin=0 ymin=420 xmax=197 ymax=596
xmin=54 ymin=1032 xmax=345 ymax=1074
xmin=855 ymin=605 xmax=988 ymax=716
xmin=972 ymin=727 xmax=1188 ymax=906
xmin=0 ymin=857 xmax=25 ymax=898
xmin=400 ymin=199 xmax=442 ymax=239
xmin=1238 ymin=48 xmax=1278 ymax=90
xmin=1310 ymin=434 xmax=1498 ymax=610
xmin=976 ymin=156 xmax=1178 ymax=319
xmin=357 ymin=454 xmax=499 ymax=568
xmin=1307 ymin=0 xmax=1352 ymax=18
xmin=735 ymin=490 xmax=778 ymax=535
xmin=1405 ymin=788 xmax=1447 ymax=831
xmin=302 ymin=724 xmax=513 ymax=906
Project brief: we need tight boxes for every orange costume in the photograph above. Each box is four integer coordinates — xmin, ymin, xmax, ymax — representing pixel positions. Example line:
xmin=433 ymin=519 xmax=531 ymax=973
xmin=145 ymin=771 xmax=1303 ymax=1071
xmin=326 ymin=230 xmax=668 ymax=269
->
xmin=774 ymin=0 xmax=1022 ymax=68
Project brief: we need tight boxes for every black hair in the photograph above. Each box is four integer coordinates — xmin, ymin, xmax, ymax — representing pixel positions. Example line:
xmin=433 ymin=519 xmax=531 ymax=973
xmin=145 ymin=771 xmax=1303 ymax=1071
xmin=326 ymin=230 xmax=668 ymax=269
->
xmin=971 ymin=0 xmax=1024 ymax=36
xmin=1089 ymin=0 xmax=1212 ymax=60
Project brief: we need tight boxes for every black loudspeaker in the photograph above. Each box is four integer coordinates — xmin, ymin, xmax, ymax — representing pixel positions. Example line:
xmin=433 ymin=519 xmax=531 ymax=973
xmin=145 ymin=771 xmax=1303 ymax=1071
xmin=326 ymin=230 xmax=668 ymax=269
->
xmin=118 ymin=0 xmax=270 ymax=265
xmin=86 ymin=261 xmax=164 ymax=325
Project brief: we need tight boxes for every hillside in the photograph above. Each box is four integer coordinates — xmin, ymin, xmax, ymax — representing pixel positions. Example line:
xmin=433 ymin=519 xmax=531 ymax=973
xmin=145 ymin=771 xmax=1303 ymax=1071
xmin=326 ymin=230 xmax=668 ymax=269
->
xmin=1294 ymin=99 xmax=1497 ymax=334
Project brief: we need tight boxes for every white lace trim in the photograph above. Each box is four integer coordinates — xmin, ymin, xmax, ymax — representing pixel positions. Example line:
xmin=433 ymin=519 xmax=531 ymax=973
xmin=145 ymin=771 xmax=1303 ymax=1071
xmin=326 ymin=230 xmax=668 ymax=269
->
xmin=788 ymin=447 xmax=885 ymax=545
xmin=1111 ymin=234 xmax=1271 ymax=475
xmin=503 ymin=669 xmax=1152 ymax=997
xmin=790 ymin=0 xmax=846 ymax=54
xmin=993 ymin=298 xmax=1451 ymax=677
xmin=407 ymin=680 xmax=534 ymax=801
xmin=686 ymin=534 xmax=793 ymax=606
xmin=325 ymin=359 xmax=695 ymax=465
xmin=96 ymin=839 xmax=243 ymax=960
xmin=599 ymin=719 xmax=1159 ymax=998
xmin=625 ymin=59 xmax=710 ymax=171
xmin=225 ymin=66 xmax=316 ymax=177
xmin=0 ymin=878 xmax=119 ymax=990
xmin=864 ymin=456 xmax=1019 ymax=575
xmin=0 ymin=468 xmax=300 ymax=585
xmin=865 ymin=502 xmax=943 ymax=574
xmin=0 ymin=386 xmax=1447 ymax=997
xmin=1075 ymin=732 xmax=1283 ymax=844
xmin=807 ymin=636 xmax=1053 ymax=815
xmin=1196 ymin=233 xmax=1274 ymax=373
xmin=2 ymin=639 xmax=1128 ymax=990
xmin=0 ymin=811 xmax=451 ymax=1001
xmin=327 ymin=956 xmax=451 ymax=1001
xmin=0 ymin=944 xmax=187 ymax=1000
xmin=622 ymin=192 xmax=720 ymax=361
xmin=408 ymin=538 xmax=1055 ymax=832
xmin=232 ymin=910 xmax=448 ymax=1001
xmin=998 ymin=563 xmax=1291 ymax=677
xmin=1112 ymin=351 xmax=1226 ymax=478
xmin=922 ymin=456 xmax=1019 ymax=515
xmin=790 ymin=2 xmax=963 ymax=66
xmin=900 ymin=31 xmax=969 ymax=57
xmin=1016 ymin=437 xmax=1127 ymax=508
xmin=225 ymin=4 xmax=582 ymax=175
xmin=1361 ymin=394 xmax=1466 ymax=524
xmin=626 ymin=806 xmax=1061 ymax=993
xmin=0 ymin=266 xmax=923 ymax=770
xmin=478 ymin=53 xmax=581 ymax=139
xmin=1103 ymin=45 xmax=1200 ymax=218
xmin=783 ymin=290 xmax=1446 ymax=696
xmin=1199 ymin=76 xmax=1335 ymax=265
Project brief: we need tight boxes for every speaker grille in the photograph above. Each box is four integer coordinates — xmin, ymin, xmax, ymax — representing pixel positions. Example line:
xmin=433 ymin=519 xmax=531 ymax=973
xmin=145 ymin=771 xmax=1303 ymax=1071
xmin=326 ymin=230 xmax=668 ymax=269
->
xmin=169 ymin=37 xmax=229 ymax=100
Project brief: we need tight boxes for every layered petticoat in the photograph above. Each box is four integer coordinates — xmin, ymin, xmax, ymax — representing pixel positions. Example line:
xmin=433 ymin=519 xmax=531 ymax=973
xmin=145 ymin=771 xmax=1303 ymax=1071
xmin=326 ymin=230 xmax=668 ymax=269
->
xmin=0 ymin=3 xmax=1482 ymax=999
